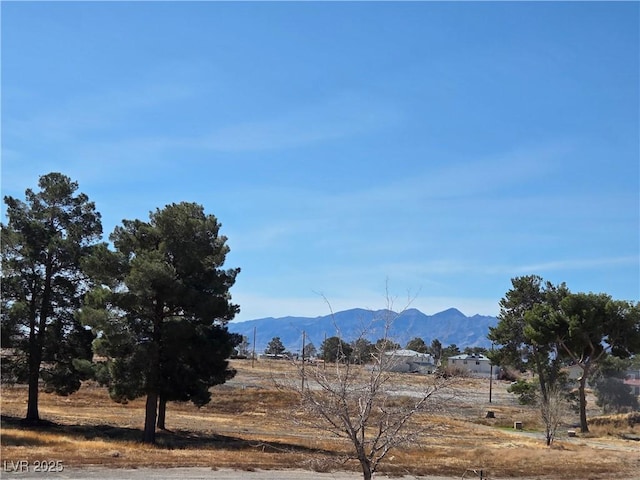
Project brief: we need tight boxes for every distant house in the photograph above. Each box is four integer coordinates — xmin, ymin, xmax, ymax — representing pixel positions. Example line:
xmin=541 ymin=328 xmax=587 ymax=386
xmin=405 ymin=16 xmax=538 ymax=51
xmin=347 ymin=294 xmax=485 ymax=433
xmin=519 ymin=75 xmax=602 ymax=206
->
xmin=448 ymin=353 xmax=494 ymax=378
xmin=258 ymin=353 xmax=290 ymax=361
xmin=383 ymin=349 xmax=436 ymax=374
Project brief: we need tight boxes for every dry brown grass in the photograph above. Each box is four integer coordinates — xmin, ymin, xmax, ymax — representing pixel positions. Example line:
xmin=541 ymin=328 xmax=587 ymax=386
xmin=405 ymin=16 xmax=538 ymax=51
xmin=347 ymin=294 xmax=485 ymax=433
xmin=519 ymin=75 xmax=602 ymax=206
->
xmin=2 ymin=360 xmax=639 ymax=479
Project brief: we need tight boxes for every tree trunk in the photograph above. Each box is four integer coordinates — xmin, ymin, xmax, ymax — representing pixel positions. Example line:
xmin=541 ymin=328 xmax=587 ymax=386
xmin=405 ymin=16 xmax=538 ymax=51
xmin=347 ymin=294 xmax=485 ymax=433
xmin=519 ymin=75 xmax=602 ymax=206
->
xmin=143 ymin=391 xmax=158 ymax=444
xmin=544 ymin=423 xmax=554 ymax=447
xmin=356 ymin=448 xmax=373 ymax=480
xmin=358 ymin=458 xmax=372 ymax=480
xmin=26 ymin=334 xmax=41 ymax=422
xmin=578 ymin=374 xmax=589 ymax=433
xmin=143 ymin=305 xmax=163 ymax=444
xmin=157 ymin=395 xmax=167 ymax=430
xmin=26 ymin=264 xmax=53 ymax=423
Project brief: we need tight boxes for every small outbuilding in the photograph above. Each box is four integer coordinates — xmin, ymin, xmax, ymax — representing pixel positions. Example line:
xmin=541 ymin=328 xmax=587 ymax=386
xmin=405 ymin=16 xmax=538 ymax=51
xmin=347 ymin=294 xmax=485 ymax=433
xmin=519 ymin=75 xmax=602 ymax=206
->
xmin=448 ymin=353 xmax=494 ymax=378
xmin=383 ymin=349 xmax=436 ymax=374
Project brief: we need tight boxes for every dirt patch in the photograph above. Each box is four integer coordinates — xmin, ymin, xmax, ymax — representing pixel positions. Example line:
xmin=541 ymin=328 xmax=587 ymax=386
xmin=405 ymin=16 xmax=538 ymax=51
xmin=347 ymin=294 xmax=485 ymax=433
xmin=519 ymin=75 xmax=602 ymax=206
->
xmin=1 ymin=360 xmax=639 ymax=479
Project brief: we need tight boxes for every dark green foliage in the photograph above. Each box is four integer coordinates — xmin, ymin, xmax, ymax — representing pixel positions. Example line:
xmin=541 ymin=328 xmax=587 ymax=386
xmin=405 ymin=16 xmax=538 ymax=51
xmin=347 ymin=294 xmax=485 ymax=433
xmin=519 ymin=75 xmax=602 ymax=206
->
xmin=265 ymin=336 xmax=286 ymax=356
xmin=440 ymin=344 xmax=460 ymax=361
xmin=405 ymin=337 xmax=428 ymax=353
xmin=463 ymin=346 xmax=488 ymax=356
xmin=593 ymin=377 xmax=639 ymax=414
xmin=374 ymin=338 xmax=400 ymax=352
xmin=507 ymin=379 xmax=538 ymax=405
xmin=488 ymin=275 xmax=568 ymax=374
xmin=591 ymin=356 xmax=639 ymax=414
xmin=488 ymin=275 xmax=569 ymax=402
xmin=549 ymin=294 xmax=640 ymax=431
xmin=350 ymin=338 xmax=373 ymax=364
xmin=1 ymin=172 xmax=102 ymax=420
xmin=80 ymin=202 xmax=240 ymax=443
xmin=429 ymin=339 xmax=443 ymax=361
xmin=489 ymin=275 xmax=571 ymax=442
xmin=321 ymin=336 xmax=353 ymax=363
xmin=490 ymin=275 xmax=640 ymax=434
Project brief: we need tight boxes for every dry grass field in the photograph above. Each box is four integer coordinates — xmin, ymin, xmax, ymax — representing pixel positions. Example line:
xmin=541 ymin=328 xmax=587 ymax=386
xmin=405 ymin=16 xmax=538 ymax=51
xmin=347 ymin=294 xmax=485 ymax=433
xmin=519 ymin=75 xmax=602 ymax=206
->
xmin=2 ymin=359 xmax=639 ymax=479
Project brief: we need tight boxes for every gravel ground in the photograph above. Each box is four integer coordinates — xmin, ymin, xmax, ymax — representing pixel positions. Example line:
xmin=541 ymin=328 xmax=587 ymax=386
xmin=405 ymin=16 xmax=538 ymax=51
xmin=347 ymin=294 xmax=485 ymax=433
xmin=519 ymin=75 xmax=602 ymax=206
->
xmin=7 ymin=466 xmax=629 ymax=480
xmin=0 ymin=467 xmax=460 ymax=480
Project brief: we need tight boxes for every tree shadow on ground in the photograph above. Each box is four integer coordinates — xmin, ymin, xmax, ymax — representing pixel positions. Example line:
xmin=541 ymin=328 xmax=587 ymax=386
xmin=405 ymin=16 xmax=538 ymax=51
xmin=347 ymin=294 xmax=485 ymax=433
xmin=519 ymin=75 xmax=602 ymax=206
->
xmin=0 ymin=414 xmax=336 ymax=455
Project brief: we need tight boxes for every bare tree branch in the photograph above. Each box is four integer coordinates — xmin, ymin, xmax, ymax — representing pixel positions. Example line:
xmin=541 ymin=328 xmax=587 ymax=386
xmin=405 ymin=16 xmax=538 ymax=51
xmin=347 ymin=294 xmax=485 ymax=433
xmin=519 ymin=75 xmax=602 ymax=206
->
xmin=277 ymin=291 xmax=451 ymax=480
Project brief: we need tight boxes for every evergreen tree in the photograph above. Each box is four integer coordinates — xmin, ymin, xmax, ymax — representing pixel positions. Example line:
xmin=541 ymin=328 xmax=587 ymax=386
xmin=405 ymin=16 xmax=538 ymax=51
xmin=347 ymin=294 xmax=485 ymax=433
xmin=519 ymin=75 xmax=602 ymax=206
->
xmin=321 ymin=336 xmax=353 ymax=363
xmin=490 ymin=276 xmax=640 ymax=434
xmin=80 ymin=202 xmax=239 ymax=444
xmin=590 ymin=354 xmax=634 ymax=410
xmin=350 ymin=338 xmax=373 ymax=364
xmin=375 ymin=338 xmax=401 ymax=352
xmin=303 ymin=342 xmax=317 ymax=359
xmin=405 ymin=337 xmax=428 ymax=353
xmin=489 ymin=275 xmax=570 ymax=444
xmin=543 ymin=295 xmax=640 ymax=431
xmin=1 ymin=173 xmax=102 ymax=422
xmin=463 ymin=346 xmax=488 ymax=356
xmin=429 ymin=339 xmax=443 ymax=362
xmin=265 ymin=336 xmax=286 ymax=356
xmin=440 ymin=344 xmax=461 ymax=361
xmin=155 ymin=321 xmax=240 ymax=429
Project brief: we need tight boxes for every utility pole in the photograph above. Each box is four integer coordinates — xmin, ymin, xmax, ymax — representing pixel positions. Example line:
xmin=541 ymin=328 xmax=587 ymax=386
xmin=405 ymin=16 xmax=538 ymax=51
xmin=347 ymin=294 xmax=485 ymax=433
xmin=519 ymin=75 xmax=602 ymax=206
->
xmin=489 ymin=363 xmax=493 ymax=403
xmin=252 ymin=326 xmax=257 ymax=368
xmin=301 ymin=330 xmax=306 ymax=391
xmin=489 ymin=342 xmax=494 ymax=403
xmin=323 ymin=332 xmax=327 ymax=370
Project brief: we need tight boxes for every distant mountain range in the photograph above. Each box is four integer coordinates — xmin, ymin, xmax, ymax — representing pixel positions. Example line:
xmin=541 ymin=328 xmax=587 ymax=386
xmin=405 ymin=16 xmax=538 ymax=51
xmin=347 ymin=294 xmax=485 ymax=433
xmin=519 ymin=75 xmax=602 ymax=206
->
xmin=228 ymin=308 xmax=498 ymax=353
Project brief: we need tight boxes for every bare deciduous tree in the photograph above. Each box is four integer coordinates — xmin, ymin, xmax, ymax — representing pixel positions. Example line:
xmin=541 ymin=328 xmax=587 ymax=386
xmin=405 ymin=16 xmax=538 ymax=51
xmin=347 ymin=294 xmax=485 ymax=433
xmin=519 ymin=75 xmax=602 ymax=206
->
xmin=280 ymin=294 xmax=449 ymax=480
xmin=540 ymin=382 xmax=568 ymax=447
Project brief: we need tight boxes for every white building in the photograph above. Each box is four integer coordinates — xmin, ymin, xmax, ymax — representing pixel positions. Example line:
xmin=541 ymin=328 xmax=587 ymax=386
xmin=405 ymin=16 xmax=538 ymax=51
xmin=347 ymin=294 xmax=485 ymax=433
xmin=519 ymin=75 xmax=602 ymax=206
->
xmin=448 ymin=353 xmax=494 ymax=378
xmin=383 ymin=349 xmax=436 ymax=374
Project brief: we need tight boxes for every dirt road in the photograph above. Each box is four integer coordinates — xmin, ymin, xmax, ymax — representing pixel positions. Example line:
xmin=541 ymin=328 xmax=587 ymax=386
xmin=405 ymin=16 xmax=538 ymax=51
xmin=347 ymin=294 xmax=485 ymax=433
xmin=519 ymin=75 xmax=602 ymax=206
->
xmin=5 ymin=466 xmax=616 ymax=480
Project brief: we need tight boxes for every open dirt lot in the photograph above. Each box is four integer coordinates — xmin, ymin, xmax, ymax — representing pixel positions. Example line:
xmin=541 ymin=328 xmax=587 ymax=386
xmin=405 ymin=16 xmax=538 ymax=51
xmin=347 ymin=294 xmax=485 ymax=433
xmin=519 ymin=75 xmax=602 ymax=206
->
xmin=0 ymin=466 xmax=461 ymax=480
xmin=2 ymin=360 xmax=639 ymax=479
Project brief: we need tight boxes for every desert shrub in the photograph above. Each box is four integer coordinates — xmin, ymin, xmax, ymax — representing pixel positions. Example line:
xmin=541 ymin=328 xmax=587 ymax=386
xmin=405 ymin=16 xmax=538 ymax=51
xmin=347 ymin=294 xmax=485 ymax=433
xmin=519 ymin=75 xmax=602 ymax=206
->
xmin=435 ymin=366 xmax=468 ymax=378
xmin=590 ymin=412 xmax=640 ymax=428
xmin=307 ymin=457 xmax=335 ymax=473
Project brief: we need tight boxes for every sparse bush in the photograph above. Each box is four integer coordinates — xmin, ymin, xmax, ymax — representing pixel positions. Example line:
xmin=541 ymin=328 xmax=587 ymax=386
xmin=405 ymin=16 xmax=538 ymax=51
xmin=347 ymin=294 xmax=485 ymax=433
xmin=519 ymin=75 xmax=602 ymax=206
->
xmin=590 ymin=412 xmax=640 ymax=428
xmin=435 ymin=365 xmax=467 ymax=379
xmin=307 ymin=457 xmax=335 ymax=473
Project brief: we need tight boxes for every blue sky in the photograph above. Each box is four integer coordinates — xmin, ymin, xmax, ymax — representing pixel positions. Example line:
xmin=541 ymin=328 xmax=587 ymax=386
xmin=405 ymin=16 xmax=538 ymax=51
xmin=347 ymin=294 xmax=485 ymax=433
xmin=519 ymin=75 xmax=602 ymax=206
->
xmin=2 ymin=2 xmax=638 ymax=321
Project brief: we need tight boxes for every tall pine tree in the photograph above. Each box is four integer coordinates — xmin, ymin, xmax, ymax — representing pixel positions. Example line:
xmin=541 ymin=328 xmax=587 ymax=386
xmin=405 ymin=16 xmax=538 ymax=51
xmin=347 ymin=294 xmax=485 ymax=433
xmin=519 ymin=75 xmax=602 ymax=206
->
xmin=80 ymin=202 xmax=240 ymax=444
xmin=1 ymin=173 xmax=102 ymax=422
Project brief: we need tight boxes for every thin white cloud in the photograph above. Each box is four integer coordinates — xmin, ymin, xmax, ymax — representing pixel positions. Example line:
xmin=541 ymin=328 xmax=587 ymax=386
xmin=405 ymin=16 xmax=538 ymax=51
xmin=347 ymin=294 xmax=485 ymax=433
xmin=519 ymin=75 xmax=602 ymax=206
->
xmin=380 ymin=256 xmax=640 ymax=277
xmin=6 ymin=83 xmax=195 ymax=143
xmin=228 ymin=221 xmax=316 ymax=252
xmin=200 ymin=94 xmax=402 ymax=152
xmin=322 ymin=143 xmax=567 ymax=211
xmin=514 ymin=256 xmax=639 ymax=274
